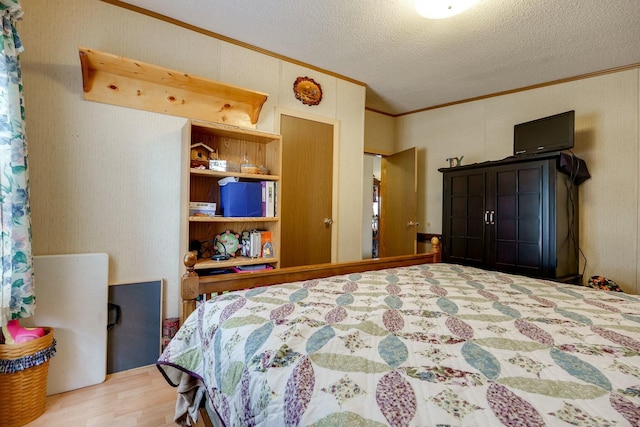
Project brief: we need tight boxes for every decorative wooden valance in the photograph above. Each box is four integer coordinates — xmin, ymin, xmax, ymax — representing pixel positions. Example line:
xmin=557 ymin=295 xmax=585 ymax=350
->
xmin=78 ymin=47 xmax=268 ymax=128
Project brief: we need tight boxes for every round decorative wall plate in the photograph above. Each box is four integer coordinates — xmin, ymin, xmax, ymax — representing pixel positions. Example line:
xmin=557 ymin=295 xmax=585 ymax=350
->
xmin=293 ymin=76 xmax=322 ymax=106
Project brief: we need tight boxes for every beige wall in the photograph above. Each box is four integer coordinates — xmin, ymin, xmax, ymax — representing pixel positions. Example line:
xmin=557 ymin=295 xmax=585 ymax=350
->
xmin=394 ymin=70 xmax=640 ymax=294
xmin=364 ymin=110 xmax=395 ymax=154
xmin=19 ymin=0 xmax=366 ymax=319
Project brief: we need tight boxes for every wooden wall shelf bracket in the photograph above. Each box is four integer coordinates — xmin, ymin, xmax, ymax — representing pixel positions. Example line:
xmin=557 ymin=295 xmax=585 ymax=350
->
xmin=78 ymin=47 xmax=268 ymax=128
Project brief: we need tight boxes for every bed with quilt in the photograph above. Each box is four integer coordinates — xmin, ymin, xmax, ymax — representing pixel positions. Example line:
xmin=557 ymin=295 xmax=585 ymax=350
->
xmin=157 ymin=261 xmax=640 ymax=426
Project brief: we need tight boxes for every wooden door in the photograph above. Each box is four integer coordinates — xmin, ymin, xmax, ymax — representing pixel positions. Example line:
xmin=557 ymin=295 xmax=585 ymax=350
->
xmin=380 ymin=147 xmax=417 ymax=257
xmin=280 ymin=115 xmax=333 ymax=267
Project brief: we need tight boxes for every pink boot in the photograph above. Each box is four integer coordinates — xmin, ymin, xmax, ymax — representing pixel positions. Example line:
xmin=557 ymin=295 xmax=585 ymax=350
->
xmin=2 ymin=319 xmax=45 ymax=344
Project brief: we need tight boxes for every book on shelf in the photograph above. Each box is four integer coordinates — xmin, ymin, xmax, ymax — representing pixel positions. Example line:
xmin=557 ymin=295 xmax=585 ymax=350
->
xmin=261 ymin=181 xmax=276 ymax=217
xmin=189 ymin=201 xmax=216 ymax=217
xmin=232 ymin=264 xmax=273 ymax=273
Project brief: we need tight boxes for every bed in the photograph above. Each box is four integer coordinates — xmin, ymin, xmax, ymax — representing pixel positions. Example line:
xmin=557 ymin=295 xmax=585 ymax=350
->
xmin=157 ymin=241 xmax=640 ymax=426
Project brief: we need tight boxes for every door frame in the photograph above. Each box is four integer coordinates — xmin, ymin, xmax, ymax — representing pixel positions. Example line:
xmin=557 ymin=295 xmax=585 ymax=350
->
xmin=275 ymin=107 xmax=340 ymax=263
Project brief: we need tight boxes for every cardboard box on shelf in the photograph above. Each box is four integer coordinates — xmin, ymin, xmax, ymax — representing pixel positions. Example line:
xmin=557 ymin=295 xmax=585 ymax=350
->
xmin=189 ymin=202 xmax=216 ymax=217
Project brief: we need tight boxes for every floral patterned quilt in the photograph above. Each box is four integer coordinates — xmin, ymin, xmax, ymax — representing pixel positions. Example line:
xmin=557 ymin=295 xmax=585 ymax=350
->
xmin=157 ymin=263 xmax=640 ymax=426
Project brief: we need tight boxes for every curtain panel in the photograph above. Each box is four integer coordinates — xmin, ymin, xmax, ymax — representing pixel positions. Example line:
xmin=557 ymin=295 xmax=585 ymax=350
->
xmin=0 ymin=0 xmax=34 ymax=324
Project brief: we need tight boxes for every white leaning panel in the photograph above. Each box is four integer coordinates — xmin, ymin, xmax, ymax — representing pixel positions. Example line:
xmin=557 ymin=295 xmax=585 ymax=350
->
xmin=24 ymin=253 xmax=109 ymax=395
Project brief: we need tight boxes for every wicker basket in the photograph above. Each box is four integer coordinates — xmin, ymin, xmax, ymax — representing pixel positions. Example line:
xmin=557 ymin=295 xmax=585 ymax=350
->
xmin=0 ymin=327 xmax=55 ymax=427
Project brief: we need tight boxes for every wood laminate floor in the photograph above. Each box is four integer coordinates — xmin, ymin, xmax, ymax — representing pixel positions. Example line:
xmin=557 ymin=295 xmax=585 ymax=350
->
xmin=23 ymin=364 xmax=204 ymax=427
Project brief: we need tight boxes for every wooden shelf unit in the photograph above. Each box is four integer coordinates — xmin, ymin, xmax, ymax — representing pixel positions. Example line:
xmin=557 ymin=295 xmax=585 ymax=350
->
xmin=182 ymin=120 xmax=282 ymax=272
xmin=78 ymin=47 xmax=268 ymax=128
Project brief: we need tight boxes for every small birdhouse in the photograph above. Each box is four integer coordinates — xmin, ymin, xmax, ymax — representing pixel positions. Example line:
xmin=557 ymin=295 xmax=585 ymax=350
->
xmin=190 ymin=143 xmax=215 ymax=168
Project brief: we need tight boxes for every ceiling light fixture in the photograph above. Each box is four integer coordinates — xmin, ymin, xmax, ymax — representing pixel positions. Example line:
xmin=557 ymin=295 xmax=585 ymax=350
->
xmin=414 ymin=0 xmax=479 ymax=19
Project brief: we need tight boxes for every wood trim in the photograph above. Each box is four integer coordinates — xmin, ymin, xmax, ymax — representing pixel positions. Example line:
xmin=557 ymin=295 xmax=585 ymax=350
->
xmin=364 ymin=148 xmax=393 ymax=156
xmin=99 ymin=0 xmax=366 ymax=88
xmin=395 ymin=62 xmax=640 ymax=117
xmin=100 ymin=1 xmax=639 ymax=117
xmin=100 ymin=1 xmax=640 ymax=118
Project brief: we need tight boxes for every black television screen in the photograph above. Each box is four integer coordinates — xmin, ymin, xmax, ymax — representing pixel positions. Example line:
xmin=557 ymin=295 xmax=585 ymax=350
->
xmin=514 ymin=110 xmax=575 ymax=156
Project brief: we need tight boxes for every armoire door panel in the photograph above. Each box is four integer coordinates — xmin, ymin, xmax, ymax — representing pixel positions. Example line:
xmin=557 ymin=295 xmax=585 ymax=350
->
xmin=467 ymin=218 xmax=483 ymax=238
xmin=442 ymin=168 xmax=487 ymax=265
xmin=519 ymin=193 xmax=541 ymax=215
xmin=519 ymin=218 xmax=540 ymax=243
xmin=450 ymin=237 xmax=467 ymax=258
xmin=467 ymin=238 xmax=485 ymax=261
xmin=497 ymin=219 xmax=516 ymax=240
xmin=451 ymin=197 xmax=467 ymax=216
xmin=451 ymin=218 xmax=466 ymax=236
xmin=495 ymin=242 xmax=516 ymax=264
xmin=451 ymin=175 xmax=468 ymax=195
xmin=518 ymin=168 xmax=541 ymax=192
xmin=496 ymin=171 xmax=516 ymax=193
xmin=467 ymin=175 xmax=485 ymax=195
xmin=518 ymin=243 xmax=540 ymax=267
xmin=497 ymin=194 xmax=516 ymax=217
xmin=469 ymin=196 xmax=484 ymax=217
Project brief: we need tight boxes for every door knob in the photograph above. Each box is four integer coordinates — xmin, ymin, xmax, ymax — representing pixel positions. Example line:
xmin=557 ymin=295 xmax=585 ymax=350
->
xmin=407 ymin=221 xmax=419 ymax=227
xmin=324 ymin=218 xmax=334 ymax=226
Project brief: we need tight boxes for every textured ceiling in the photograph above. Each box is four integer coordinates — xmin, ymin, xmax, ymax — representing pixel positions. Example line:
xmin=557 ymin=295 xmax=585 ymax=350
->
xmin=117 ymin=0 xmax=640 ymax=115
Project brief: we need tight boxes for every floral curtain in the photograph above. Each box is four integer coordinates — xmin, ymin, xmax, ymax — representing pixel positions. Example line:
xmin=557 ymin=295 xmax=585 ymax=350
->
xmin=0 ymin=0 xmax=34 ymax=326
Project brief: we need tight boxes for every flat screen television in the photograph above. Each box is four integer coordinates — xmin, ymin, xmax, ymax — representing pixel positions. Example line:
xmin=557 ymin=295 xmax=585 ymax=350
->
xmin=514 ymin=110 xmax=575 ymax=156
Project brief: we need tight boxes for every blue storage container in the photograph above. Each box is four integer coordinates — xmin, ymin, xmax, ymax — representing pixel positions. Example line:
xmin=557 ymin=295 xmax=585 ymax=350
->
xmin=220 ymin=182 xmax=262 ymax=217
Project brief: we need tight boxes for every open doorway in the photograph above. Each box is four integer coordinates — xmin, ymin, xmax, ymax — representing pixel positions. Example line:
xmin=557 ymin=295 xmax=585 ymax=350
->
xmin=362 ymin=154 xmax=381 ymax=259
xmin=363 ymin=148 xmax=418 ymax=259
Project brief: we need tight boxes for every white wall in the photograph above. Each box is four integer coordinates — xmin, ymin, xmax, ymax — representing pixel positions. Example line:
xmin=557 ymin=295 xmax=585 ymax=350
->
xmin=19 ymin=0 xmax=366 ymax=319
xmin=395 ymin=70 xmax=640 ymax=294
